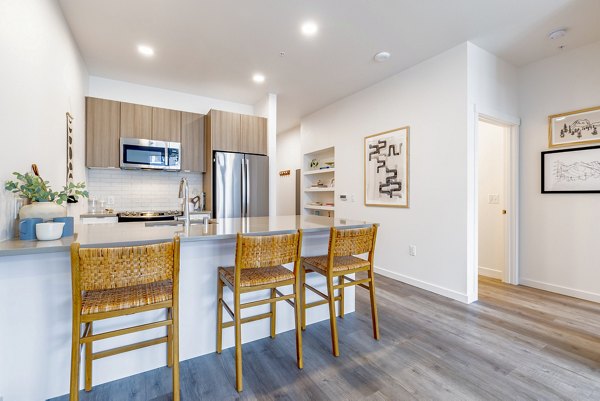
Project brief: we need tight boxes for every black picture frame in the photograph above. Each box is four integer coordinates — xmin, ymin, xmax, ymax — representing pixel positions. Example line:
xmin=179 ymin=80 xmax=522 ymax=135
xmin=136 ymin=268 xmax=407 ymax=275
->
xmin=541 ymin=144 xmax=600 ymax=193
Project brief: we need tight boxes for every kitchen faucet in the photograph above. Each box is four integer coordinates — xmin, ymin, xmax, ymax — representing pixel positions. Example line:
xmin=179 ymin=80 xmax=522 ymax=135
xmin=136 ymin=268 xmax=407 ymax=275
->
xmin=179 ymin=177 xmax=190 ymax=226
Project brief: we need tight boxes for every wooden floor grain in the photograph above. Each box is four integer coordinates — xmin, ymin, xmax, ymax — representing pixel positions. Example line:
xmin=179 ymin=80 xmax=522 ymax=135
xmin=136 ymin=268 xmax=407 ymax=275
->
xmin=50 ymin=275 xmax=600 ymax=401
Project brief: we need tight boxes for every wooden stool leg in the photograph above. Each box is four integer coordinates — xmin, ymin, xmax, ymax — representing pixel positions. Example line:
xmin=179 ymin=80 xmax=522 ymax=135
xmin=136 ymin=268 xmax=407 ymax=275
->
xmin=216 ymin=277 xmax=224 ymax=354
xmin=368 ymin=269 xmax=380 ymax=340
xmin=172 ymin=303 xmax=180 ymax=401
xmin=167 ymin=308 xmax=173 ymax=367
xmin=326 ymin=276 xmax=340 ymax=357
xmin=70 ymin=315 xmax=81 ymax=401
xmin=301 ymin=265 xmax=307 ymax=331
xmin=270 ymin=288 xmax=277 ymax=339
xmin=85 ymin=322 xmax=93 ymax=391
xmin=293 ymin=282 xmax=304 ymax=369
xmin=338 ymin=275 xmax=345 ymax=318
xmin=234 ymin=290 xmax=243 ymax=392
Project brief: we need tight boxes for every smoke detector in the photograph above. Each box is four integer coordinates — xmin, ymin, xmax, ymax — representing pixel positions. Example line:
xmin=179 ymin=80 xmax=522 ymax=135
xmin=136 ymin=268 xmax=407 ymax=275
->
xmin=548 ymin=29 xmax=567 ymax=40
xmin=374 ymin=51 xmax=391 ymax=62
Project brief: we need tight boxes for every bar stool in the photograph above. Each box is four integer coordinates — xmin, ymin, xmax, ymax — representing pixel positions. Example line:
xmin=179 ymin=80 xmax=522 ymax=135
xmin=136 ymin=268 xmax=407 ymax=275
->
xmin=69 ymin=238 xmax=181 ymax=401
xmin=216 ymin=230 xmax=303 ymax=392
xmin=301 ymin=225 xmax=379 ymax=356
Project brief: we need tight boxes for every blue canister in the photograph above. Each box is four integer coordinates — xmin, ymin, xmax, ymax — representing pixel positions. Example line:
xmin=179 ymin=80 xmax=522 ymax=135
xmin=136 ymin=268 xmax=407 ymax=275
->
xmin=19 ymin=218 xmax=43 ymax=240
xmin=53 ymin=217 xmax=74 ymax=237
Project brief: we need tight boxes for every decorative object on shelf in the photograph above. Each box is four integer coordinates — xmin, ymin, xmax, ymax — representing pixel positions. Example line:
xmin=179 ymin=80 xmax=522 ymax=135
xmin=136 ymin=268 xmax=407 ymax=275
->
xmin=549 ymin=105 xmax=600 ymax=148
xmin=364 ymin=126 xmax=409 ymax=207
xmin=329 ymin=178 xmax=335 ymax=188
xmin=66 ymin=111 xmax=78 ymax=203
xmin=5 ymin=166 xmax=89 ymax=219
xmin=53 ymin=216 xmax=74 ymax=237
xmin=19 ymin=218 xmax=42 ymax=240
xmin=279 ymin=170 xmax=291 ymax=176
xmin=542 ymin=145 xmax=600 ymax=193
xmin=35 ymin=222 xmax=65 ymax=241
xmin=310 ymin=159 xmax=319 ymax=169
xmin=311 ymin=179 xmax=327 ymax=188
xmin=324 ymin=161 xmax=335 ymax=168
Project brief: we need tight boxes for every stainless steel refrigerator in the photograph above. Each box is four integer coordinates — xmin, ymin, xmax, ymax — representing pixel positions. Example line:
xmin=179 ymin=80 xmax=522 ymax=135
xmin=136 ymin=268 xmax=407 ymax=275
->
xmin=213 ymin=151 xmax=269 ymax=218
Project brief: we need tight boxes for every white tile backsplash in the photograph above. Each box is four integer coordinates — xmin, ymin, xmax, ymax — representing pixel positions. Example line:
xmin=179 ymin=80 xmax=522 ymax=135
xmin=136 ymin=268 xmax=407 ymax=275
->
xmin=87 ymin=169 xmax=203 ymax=211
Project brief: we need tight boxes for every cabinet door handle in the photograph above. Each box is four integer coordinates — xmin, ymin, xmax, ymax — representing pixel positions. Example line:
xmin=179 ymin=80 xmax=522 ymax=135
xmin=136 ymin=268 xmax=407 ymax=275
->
xmin=502 ymin=210 xmax=507 ymax=215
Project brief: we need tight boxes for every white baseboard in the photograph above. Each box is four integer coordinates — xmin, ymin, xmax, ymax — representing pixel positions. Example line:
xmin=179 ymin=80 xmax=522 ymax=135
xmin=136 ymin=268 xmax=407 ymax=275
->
xmin=519 ymin=278 xmax=600 ymax=304
xmin=478 ymin=266 xmax=502 ymax=280
xmin=374 ymin=266 xmax=470 ymax=304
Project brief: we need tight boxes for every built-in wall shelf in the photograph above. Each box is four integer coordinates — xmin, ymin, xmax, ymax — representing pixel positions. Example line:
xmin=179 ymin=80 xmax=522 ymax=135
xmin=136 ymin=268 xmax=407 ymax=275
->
xmin=302 ymin=146 xmax=335 ymax=217
xmin=304 ymin=168 xmax=335 ymax=176
xmin=304 ymin=205 xmax=334 ymax=211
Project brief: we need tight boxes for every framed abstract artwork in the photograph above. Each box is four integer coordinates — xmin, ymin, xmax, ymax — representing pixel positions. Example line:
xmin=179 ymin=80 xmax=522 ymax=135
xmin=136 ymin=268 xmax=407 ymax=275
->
xmin=542 ymin=145 xmax=600 ymax=193
xmin=548 ymin=105 xmax=600 ymax=148
xmin=364 ymin=126 xmax=409 ymax=207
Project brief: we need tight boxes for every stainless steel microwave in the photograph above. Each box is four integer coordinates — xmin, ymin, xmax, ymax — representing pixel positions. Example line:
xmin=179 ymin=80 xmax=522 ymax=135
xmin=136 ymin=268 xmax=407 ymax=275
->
xmin=120 ymin=138 xmax=181 ymax=171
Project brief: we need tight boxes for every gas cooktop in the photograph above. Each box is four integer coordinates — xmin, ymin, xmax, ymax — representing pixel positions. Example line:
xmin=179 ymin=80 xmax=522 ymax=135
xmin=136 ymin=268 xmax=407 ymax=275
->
xmin=117 ymin=210 xmax=182 ymax=222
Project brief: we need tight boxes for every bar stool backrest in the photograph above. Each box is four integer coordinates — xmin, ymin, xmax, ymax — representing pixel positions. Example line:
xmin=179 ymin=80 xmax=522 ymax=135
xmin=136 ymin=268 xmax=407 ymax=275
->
xmin=328 ymin=225 xmax=377 ymax=257
xmin=72 ymin=240 xmax=179 ymax=291
xmin=236 ymin=231 xmax=302 ymax=269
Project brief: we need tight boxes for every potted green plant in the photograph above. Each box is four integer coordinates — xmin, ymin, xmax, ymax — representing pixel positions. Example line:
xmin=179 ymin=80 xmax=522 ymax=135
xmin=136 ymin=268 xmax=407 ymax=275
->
xmin=4 ymin=172 xmax=89 ymax=220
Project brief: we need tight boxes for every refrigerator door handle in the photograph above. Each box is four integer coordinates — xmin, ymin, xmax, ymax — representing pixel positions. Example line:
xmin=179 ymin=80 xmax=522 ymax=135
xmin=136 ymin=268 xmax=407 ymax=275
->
xmin=245 ymin=158 xmax=250 ymax=217
xmin=241 ymin=157 xmax=246 ymax=217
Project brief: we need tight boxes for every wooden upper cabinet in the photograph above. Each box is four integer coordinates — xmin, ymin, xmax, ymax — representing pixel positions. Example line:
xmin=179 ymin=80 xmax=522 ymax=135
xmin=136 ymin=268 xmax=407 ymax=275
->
xmin=120 ymin=102 xmax=152 ymax=139
xmin=181 ymin=112 xmax=205 ymax=172
xmin=210 ymin=110 xmax=241 ymax=152
xmin=241 ymin=114 xmax=267 ymax=155
xmin=152 ymin=107 xmax=181 ymax=142
xmin=85 ymin=97 xmax=120 ymax=168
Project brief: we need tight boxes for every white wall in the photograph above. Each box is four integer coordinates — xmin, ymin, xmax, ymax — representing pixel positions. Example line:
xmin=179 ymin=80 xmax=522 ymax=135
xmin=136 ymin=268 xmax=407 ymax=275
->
xmin=301 ymin=44 xmax=471 ymax=302
xmin=276 ymin=127 xmax=301 ymax=215
xmin=88 ymin=76 xmax=254 ymax=115
xmin=466 ymin=42 xmax=519 ymax=299
xmin=519 ymin=40 xmax=600 ymax=302
xmin=254 ymin=94 xmax=278 ymax=216
xmin=478 ymin=121 xmax=505 ymax=279
xmin=0 ymin=0 xmax=89 ymax=240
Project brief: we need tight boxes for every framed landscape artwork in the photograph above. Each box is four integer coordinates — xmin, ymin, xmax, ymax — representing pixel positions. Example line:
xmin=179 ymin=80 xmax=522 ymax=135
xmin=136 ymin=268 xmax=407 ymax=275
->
xmin=548 ymin=105 xmax=600 ymax=148
xmin=364 ymin=126 xmax=409 ymax=207
xmin=542 ymin=145 xmax=600 ymax=193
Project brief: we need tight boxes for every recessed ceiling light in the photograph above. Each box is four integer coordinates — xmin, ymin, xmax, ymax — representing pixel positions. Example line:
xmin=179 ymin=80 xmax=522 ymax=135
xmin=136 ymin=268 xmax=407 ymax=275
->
xmin=548 ymin=29 xmax=567 ymax=40
xmin=137 ymin=45 xmax=154 ymax=57
xmin=253 ymin=73 xmax=265 ymax=83
xmin=301 ymin=21 xmax=318 ymax=36
xmin=374 ymin=51 xmax=391 ymax=62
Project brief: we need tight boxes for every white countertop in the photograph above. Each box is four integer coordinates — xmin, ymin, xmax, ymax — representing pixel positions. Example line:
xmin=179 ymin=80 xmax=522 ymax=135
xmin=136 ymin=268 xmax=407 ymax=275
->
xmin=0 ymin=215 xmax=374 ymax=257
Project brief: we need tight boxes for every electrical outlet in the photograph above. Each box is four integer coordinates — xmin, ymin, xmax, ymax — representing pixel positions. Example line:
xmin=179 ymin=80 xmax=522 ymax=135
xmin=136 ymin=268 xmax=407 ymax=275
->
xmin=409 ymin=245 xmax=417 ymax=256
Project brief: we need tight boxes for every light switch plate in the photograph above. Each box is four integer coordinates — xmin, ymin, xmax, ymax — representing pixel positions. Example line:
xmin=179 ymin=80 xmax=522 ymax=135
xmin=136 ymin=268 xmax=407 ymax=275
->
xmin=488 ymin=194 xmax=500 ymax=204
xmin=409 ymin=245 xmax=417 ymax=256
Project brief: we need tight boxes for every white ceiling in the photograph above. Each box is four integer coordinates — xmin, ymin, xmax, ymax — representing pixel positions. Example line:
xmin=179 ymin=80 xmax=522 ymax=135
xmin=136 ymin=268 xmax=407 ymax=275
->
xmin=58 ymin=0 xmax=600 ymax=133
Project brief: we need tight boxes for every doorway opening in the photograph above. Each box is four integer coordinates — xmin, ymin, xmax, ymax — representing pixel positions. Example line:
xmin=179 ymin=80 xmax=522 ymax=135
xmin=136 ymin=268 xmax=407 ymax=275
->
xmin=475 ymin=113 xmax=519 ymax=291
xmin=477 ymin=120 xmax=507 ymax=280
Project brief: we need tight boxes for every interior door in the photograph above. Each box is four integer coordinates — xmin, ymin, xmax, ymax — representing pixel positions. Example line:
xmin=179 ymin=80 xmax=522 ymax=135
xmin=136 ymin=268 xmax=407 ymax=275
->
xmin=214 ymin=151 xmax=243 ymax=218
xmin=245 ymin=154 xmax=269 ymax=217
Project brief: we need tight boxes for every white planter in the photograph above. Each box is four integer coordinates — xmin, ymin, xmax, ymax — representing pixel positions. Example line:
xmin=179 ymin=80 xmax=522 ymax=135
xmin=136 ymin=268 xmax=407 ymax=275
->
xmin=19 ymin=202 xmax=67 ymax=221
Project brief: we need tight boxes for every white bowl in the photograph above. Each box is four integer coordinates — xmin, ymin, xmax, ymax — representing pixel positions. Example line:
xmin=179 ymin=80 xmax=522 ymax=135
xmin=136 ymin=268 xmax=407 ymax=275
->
xmin=36 ymin=222 xmax=65 ymax=241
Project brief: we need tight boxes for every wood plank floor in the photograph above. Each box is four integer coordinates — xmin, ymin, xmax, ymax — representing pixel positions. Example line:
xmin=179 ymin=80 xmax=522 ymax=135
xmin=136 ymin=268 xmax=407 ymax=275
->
xmin=50 ymin=275 xmax=600 ymax=401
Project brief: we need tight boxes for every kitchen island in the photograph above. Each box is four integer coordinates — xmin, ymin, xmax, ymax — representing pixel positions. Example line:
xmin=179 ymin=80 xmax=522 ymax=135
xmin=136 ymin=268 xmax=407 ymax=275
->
xmin=0 ymin=215 xmax=373 ymax=401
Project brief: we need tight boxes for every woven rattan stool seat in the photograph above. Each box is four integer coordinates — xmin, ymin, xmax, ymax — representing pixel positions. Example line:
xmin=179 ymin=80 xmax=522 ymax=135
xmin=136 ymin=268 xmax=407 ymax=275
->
xmin=219 ymin=265 xmax=294 ymax=287
xmin=303 ymin=255 xmax=370 ymax=273
xmin=81 ymin=280 xmax=173 ymax=315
